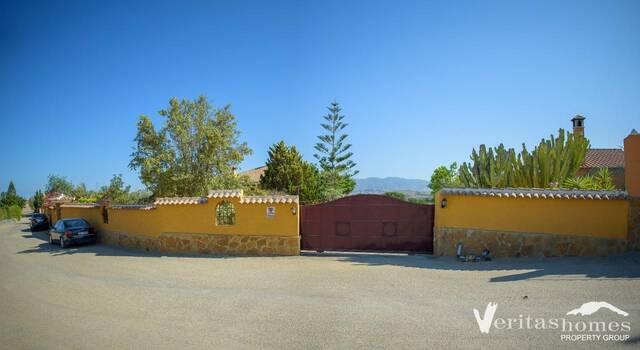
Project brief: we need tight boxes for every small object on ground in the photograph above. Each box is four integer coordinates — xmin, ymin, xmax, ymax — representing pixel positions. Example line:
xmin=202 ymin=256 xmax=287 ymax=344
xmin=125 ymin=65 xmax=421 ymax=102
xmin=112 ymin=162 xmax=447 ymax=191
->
xmin=523 ymin=295 xmax=528 ymax=300
xmin=456 ymin=244 xmax=492 ymax=262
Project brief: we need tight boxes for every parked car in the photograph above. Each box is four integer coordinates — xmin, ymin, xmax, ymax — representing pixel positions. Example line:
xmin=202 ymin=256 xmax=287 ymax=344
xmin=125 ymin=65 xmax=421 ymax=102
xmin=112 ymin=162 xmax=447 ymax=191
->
xmin=49 ymin=218 xmax=97 ymax=248
xmin=30 ymin=213 xmax=49 ymax=231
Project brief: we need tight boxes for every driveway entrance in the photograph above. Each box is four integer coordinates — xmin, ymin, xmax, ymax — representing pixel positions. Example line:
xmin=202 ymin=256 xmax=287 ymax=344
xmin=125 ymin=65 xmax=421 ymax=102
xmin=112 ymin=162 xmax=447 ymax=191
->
xmin=301 ymin=194 xmax=434 ymax=252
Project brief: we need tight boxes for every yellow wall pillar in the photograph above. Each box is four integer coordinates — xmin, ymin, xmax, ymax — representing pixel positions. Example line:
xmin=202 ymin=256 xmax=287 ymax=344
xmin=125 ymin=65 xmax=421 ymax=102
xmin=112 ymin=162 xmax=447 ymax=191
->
xmin=625 ymin=129 xmax=640 ymax=250
xmin=625 ymin=130 xmax=640 ymax=197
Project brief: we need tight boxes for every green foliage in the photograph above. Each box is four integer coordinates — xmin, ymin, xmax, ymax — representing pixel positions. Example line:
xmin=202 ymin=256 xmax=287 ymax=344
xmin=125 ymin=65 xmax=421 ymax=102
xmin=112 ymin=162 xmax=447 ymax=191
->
xmin=8 ymin=205 xmax=21 ymax=219
xmin=260 ymin=141 xmax=323 ymax=204
xmin=0 ymin=205 xmax=22 ymax=221
xmin=98 ymin=174 xmax=131 ymax=203
xmin=129 ymin=96 xmax=252 ymax=197
xmin=31 ymin=190 xmax=43 ymax=211
xmin=459 ymin=129 xmax=589 ymax=188
xmin=314 ymin=102 xmax=358 ymax=200
xmin=384 ymin=191 xmax=407 ymax=201
xmin=1 ymin=181 xmax=26 ymax=208
xmin=7 ymin=181 xmax=16 ymax=196
xmin=563 ymin=168 xmax=616 ymax=190
xmin=95 ymin=174 xmax=152 ymax=204
xmin=45 ymin=175 xmax=74 ymax=194
xmin=428 ymin=163 xmax=460 ymax=196
xmin=319 ymin=169 xmax=356 ymax=201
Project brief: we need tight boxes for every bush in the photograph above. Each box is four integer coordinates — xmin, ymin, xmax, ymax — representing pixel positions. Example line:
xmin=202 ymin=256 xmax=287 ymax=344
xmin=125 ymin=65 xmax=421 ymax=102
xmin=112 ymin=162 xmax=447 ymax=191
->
xmin=0 ymin=205 xmax=21 ymax=221
xmin=8 ymin=205 xmax=21 ymax=219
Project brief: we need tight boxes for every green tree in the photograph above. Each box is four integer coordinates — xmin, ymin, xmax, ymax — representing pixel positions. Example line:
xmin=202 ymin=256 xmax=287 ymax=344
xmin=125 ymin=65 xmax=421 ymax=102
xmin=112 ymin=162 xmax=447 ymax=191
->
xmin=98 ymin=174 xmax=132 ymax=203
xmin=31 ymin=190 xmax=43 ymax=211
xmin=45 ymin=175 xmax=74 ymax=194
xmin=1 ymin=181 xmax=26 ymax=208
xmin=72 ymin=183 xmax=88 ymax=199
xmin=260 ymin=141 xmax=322 ymax=204
xmin=428 ymin=163 xmax=460 ymax=196
xmin=459 ymin=129 xmax=589 ymax=188
xmin=314 ymin=102 xmax=358 ymax=200
xmin=7 ymin=181 xmax=16 ymax=196
xmin=130 ymin=96 xmax=252 ymax=197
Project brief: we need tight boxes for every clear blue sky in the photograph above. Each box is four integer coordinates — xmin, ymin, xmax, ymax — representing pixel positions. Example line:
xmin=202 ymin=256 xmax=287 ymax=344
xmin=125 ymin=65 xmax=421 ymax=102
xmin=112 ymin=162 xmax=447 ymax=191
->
xmin=1 ymin=0 xmax=639 ymax=197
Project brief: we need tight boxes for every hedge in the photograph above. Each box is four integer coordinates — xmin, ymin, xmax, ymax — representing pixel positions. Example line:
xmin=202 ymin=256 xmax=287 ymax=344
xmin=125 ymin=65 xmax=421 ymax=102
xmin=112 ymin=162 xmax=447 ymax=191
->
xmin=0 ymin=205 xmax=22 ymax=221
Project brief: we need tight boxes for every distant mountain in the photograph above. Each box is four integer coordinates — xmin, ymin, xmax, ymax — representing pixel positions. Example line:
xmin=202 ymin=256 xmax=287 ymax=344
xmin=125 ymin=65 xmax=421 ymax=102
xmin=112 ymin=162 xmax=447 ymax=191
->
xmin=353 ymin=177 xmax=428 ymax=195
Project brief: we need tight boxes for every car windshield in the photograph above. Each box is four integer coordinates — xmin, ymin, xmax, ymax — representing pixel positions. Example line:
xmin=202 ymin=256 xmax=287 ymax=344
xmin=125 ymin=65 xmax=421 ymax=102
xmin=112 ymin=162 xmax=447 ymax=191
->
xmin=64 ymin=219 xmax=88 ymax=229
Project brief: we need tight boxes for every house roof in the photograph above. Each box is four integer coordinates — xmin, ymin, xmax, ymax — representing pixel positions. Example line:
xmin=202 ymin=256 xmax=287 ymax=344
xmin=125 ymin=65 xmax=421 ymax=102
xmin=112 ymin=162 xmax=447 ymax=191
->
xmin=239 ymin=166 xmax=267 ymax=183
xmin=582 ymin=148 xmax=624 ymax=168
xmin=440 ymin=187 xmax=628 ymax=200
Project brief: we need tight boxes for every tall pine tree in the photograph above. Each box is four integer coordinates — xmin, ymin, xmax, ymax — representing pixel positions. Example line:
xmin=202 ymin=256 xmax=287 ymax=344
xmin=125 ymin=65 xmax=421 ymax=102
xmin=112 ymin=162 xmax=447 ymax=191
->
xmin=314 ymin=102 xmax=358 ymax=200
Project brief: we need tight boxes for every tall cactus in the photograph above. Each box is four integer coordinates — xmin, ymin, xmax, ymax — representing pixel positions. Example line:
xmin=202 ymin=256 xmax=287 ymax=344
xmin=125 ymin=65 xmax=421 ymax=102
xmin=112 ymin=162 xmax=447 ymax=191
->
xmin=459 ymin=129 xmax=589 ymax=188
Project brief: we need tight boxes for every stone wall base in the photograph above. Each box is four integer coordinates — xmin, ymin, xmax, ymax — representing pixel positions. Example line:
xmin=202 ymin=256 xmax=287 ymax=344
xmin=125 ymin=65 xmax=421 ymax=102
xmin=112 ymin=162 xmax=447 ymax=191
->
xmin=435 ymin=227 xmax=627 ymax=258
xmin=98 ymin=230 xmax=300 ymax=256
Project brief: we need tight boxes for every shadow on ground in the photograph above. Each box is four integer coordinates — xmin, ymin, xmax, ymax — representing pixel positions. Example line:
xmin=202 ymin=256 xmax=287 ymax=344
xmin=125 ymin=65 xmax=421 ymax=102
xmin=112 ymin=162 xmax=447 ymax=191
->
xmin=15 ymin=221 xmax=640 ymax=282
xmin=18 ymin=225 xmax=239 ymax=260
xmin=301 ymin=250 xmax=640 ymax=282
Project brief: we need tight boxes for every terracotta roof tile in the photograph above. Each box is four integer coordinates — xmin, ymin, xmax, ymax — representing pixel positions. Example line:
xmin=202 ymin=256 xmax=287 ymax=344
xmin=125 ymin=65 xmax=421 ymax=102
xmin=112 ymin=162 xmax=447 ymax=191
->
xmin=440 ymin=188 xmax=627 ymax=200
xmin=239 ymin=195 xmax=299 ymax=204
xmin=110 ymin=204 xmax=156 ymax=210
xmin=154 ymin=197 xmax=208 ymax=205
xmin=60 ymin=203 xmax=100 ymax=208
xmin=582 ymin=148 xmax=624 ymax=168
xmin=207 ymin=189 xmax=243 ymax=198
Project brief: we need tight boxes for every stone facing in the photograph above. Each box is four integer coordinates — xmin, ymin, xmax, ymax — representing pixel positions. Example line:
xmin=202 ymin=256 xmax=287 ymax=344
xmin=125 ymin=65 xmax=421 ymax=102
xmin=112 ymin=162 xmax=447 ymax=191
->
xmin=98 ymin=230 xmax=300 ymax=256
xmin=434 ymin=227 xmax=627 ymax=258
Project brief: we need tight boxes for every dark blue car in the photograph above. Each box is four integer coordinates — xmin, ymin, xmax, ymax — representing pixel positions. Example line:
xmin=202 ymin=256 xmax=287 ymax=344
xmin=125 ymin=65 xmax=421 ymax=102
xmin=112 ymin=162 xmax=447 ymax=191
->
xmin=49 ymin=218 xmax=97 ymax=248
xmin=30 ymin=213 xmax=49 ymax=231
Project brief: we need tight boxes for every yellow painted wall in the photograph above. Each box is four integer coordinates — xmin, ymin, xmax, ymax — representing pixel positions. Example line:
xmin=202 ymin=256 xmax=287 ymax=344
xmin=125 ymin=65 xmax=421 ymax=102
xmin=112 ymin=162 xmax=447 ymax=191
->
xmin=59 ymin=197 xmax=299 ymax=238
xmin=434 ymin=192 xmax=628 ymax=238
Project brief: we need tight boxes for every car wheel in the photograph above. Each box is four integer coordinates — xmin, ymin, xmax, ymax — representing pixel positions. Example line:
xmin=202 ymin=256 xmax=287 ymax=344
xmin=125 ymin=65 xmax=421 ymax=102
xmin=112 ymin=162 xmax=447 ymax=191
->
xmin=60 ymin=237 xmax=65 ymax=249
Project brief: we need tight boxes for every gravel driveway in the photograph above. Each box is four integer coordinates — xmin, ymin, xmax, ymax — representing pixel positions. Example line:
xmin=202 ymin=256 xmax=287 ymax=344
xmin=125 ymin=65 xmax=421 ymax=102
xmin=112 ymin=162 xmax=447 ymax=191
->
xmin=1 ymin=218 xmax=639 ymax=349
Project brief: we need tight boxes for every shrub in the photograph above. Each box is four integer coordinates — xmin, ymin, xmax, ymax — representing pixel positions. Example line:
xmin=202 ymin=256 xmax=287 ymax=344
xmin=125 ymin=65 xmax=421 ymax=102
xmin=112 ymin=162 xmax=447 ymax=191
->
xmin=0 ymin=206 xmax=7 ymax=220
xmin=8 ymin=205 xmax=21 ymax=219
xmin=563 ymin=168 xmax=616 ymax=190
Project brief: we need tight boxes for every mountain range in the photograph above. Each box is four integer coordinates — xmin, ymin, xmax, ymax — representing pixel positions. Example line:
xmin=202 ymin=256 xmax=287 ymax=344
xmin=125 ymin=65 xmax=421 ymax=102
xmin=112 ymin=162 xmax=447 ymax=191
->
xmin=354 ymin=177 xmax=428 ymax=196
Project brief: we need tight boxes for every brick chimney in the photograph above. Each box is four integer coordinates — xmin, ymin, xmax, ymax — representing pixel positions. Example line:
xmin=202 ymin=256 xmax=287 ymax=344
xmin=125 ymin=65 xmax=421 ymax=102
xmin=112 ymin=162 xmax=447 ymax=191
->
xmin=571 ymin=115 xmax=585 ymax=137
xmin=625 ymin=129 xmax=640 ymax=197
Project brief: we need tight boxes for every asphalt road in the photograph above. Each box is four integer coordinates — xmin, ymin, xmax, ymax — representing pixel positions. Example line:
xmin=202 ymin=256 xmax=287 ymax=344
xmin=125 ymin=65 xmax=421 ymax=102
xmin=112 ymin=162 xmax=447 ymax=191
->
xmin=1 ymin=217 xmax=639 ymax=349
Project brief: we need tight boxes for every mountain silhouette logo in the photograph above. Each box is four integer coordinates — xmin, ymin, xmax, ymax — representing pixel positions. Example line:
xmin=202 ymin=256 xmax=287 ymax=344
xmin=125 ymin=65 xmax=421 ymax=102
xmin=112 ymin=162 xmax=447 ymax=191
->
xmin=566 ymin=302 xmax=629 ymax=317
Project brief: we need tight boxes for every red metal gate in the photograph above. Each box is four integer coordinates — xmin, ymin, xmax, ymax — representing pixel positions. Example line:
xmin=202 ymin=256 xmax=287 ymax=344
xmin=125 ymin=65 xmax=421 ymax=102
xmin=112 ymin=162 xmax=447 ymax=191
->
xmin=301 ymin=194 xmax=434 ymax=252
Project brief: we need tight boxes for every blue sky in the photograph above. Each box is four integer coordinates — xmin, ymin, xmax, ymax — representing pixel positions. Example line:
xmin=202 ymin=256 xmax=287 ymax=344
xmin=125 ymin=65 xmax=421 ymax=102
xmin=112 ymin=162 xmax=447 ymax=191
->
xmin=1 ymin=0 xmax=639 ymax=197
